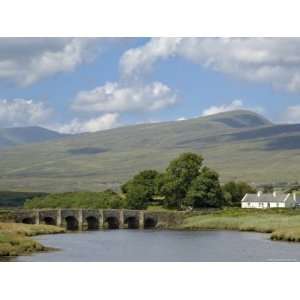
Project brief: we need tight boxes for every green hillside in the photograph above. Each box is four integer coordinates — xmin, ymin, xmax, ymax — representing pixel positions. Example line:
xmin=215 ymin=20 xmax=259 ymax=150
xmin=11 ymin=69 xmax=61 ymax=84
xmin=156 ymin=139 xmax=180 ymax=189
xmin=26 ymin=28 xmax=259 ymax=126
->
xmin=0 ymin=126 xmax=66 ymax=148
xmin=0 ymin=110 xmax=299 ymax=192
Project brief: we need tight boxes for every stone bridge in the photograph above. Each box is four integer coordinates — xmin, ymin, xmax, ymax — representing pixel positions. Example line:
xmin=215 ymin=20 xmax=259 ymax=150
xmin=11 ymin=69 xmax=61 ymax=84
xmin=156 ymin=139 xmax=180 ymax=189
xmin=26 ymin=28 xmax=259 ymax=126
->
xmin=13 ymin=209 xmax=163 ymax=230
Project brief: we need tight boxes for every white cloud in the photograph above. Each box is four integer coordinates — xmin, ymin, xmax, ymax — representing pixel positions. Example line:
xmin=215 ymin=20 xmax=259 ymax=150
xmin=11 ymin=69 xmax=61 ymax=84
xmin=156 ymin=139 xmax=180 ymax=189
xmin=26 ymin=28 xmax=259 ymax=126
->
xmin=202 ymin=99 xmax=264 ymax=117
xmin=202 ymin=100 xmax=244 ymax=116
xmin=0 ymin=98 xmax=52 ymax=127
xmin=0 ymin=98 xmax=120 ymax=133
xmin=120 ymin=37 xmax=300 ymax=92
xmin=0 ymin=38 xmax=105 ymax=86
xmin=120 ymin=38 xmax=182 ymax=79
xmin=72 ymin=81 xmax=178 ymax=113
xmin=57 ymin=113 xmax=120 ymax=134
xmin=176 ymin=117 xmax=186 ymax=121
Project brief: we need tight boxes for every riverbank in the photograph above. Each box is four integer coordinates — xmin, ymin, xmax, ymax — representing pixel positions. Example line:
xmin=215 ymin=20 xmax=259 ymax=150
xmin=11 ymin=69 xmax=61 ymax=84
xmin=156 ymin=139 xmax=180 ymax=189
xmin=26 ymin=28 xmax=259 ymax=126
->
xmin=178 ymin=208 xmax=300 ymax=242
xmin=2 ymin=208 xmax=300 ymax=259
xmin=0 ymin=222 xmax=65 ymax=257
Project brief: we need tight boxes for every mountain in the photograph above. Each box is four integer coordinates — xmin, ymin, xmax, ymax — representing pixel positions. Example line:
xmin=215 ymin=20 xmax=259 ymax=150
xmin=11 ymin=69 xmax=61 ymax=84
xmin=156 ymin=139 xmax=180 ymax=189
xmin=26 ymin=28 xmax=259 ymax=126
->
xmin=0 ymin=110 xmax=299 ymax=192
xmin=0 ymin=126 xmax=66 ymax=148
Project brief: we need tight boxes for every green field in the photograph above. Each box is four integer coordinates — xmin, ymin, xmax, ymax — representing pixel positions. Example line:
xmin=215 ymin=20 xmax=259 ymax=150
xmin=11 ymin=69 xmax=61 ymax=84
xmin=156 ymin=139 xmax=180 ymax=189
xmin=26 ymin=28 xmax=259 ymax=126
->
xmin=1 ymin=110 xmax=300 ymax=192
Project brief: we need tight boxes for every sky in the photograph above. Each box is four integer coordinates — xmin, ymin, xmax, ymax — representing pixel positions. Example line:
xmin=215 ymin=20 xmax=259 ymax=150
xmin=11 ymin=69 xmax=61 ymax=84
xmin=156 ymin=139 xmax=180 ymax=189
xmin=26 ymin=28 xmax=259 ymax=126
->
xmin=1 ymin=37 xmax=300 ymax=133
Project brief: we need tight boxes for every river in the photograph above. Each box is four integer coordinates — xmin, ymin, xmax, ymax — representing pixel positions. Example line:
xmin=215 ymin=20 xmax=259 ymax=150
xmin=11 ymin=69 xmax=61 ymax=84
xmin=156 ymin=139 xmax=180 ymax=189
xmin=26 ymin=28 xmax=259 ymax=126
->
xmin=14 ymin=230 xmax=300 ymax=262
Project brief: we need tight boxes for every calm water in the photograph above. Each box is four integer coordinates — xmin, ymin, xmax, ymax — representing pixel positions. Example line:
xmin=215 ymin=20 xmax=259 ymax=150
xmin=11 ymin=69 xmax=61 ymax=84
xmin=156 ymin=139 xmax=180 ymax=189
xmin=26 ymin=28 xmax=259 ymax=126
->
xmin=13 ymin=230 xmax=300 ymax=262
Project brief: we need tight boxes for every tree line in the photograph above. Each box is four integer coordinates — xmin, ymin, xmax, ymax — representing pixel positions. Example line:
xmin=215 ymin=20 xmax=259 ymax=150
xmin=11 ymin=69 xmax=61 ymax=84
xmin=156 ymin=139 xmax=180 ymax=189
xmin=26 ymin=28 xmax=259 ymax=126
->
xmin=24 ymin=152 xmax=255 ymax=210
xmin=122 ymin=152 xmax=256 ymax=210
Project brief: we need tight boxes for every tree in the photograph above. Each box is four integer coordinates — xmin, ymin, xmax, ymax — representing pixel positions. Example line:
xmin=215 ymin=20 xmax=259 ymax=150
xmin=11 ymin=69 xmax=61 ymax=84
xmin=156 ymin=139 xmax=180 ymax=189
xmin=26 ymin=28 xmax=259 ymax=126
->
xmin=121 ymin=180 xmax=133 ymax=194
xmin=262 ymin=184 xmax=274 ymax=193
xmin=121 ymin=170 xmax=160 ymax=200
xmin=161 ymin=153 xmax=203 ymax=209
xmin=132 ymin=169 xmax=160 ymax=196
xmin=222 ymin=181 xmax=256 ymax=207
xmin=126 ymin=184 xmax=150 ymax=209
xmin=185 ymin=167 xmax=224 ymax=208
xmin=154 ymin=172 xmax=166 ymax=195
xmin=160 ymin=176 xmax=183 ymax=208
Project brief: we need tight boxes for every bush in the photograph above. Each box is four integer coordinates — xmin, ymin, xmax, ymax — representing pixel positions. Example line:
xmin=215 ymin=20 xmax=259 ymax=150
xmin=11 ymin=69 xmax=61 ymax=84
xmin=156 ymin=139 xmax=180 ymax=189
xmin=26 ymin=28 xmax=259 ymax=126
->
xmin=24 ymin=190 xmax=126 ymax=209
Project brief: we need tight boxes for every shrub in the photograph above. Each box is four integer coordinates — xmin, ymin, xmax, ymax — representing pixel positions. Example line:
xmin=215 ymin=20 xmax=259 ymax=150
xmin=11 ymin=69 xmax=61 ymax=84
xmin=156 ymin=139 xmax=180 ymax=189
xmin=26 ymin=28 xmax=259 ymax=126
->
xmin=24 ymin=190 xmax=126 ymax=209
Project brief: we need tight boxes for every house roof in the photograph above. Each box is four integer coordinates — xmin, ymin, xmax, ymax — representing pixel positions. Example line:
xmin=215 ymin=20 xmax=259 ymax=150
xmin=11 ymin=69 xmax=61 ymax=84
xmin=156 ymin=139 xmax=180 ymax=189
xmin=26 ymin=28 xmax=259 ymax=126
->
xmin=242 ymin=193 xmax=290 ymax=203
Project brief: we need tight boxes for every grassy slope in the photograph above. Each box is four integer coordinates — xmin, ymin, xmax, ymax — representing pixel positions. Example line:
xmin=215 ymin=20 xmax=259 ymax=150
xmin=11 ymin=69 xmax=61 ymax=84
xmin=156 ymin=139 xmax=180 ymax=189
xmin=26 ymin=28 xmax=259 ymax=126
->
xmin=179 ymin=208 xmax=300 ymax=242
xmin=1 ymin=110 xmax=300 ymax=192
xmin=0 ymin=223 xmax=65 ymax=257
xmin=0 ymin=126 xmax=66 ymax=148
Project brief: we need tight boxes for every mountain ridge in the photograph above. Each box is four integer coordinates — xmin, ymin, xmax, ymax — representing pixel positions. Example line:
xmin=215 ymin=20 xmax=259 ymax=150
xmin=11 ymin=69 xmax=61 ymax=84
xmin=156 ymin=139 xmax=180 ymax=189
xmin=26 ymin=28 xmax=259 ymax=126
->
xmin=0 ymin=126 xmax=67 ymax=148
xmin=0 ymin=110 xmax=299 ymax=192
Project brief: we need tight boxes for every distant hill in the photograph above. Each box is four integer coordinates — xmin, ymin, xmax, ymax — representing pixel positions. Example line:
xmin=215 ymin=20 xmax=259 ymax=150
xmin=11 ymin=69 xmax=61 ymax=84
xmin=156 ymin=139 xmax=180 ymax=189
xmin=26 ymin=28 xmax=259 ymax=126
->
xmin=0 ymin=110 xmax=300 ymax=192
xmin=0 ymin=126 xmax=66 ymax=148
xmin=0 ymin=191 xmax=47 ymax=207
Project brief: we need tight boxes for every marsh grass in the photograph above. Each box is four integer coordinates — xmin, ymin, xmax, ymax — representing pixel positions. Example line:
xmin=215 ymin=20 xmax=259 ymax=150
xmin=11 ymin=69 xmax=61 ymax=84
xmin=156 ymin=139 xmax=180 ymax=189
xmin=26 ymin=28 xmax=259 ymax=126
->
xmin=180 ymin=208 xmax=300 ymax=241
xmin=0 ymin=222 xmax=65 ymax=257
xmin=271 ymin=228 xmax=300 ymax=242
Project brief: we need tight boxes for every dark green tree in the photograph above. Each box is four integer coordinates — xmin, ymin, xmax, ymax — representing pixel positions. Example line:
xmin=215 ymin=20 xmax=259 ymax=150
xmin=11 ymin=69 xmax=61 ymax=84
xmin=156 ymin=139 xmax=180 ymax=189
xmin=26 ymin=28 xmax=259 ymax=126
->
xmin=121 ymin=180 xmax=133 ymax=194
xmin=161 ymin=153 xmax=203 ymax=209
xmin=262 ymin=184 xmax=274 ymax=193
xmin=222 ymin=181 xmax=256 ymax=207
xmin=126 ymin=183 xmax=150 ymax=209
xmin=121 ymin=169 xmax=159 ymax=200
xmin=185 ymin=167 xmax=224 ymax=208
xmin=132 ymin=169 xmax=159 ymax=195
xmin=154 ymin=172 xmax=166 ymax=195
xmin=121 ymin=170 xmax=161 ymax=209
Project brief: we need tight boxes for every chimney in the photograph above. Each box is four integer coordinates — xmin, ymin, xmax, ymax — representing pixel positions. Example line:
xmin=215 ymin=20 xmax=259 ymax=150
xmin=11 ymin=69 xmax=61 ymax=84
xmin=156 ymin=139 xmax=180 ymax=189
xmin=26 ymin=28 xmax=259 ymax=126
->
xmin=257 ymin=191 xmax=262 ymax=197
xmin=273 ymin=191 xmax=277 ymax=197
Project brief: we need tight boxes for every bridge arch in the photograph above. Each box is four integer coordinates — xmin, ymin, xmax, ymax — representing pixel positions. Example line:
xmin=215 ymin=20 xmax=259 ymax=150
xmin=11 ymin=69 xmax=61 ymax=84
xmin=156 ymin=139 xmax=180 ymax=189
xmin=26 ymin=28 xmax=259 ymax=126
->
xmin=144 ymin=216 xmax=157 ymax=229
xmin=42 ymin=216 xmax=56 ymax=226
xmin=105 ymin=216 xmax=119 ymax=229
xmin=22 ymin=217 xmax=35 ymax=224
xmin=86 ymin=216 xmax=99 ymax=230
xmin=125 ymin=216 xmax=139 ymax=229
xmin=65 ymin=216 xmax=79 ymax=231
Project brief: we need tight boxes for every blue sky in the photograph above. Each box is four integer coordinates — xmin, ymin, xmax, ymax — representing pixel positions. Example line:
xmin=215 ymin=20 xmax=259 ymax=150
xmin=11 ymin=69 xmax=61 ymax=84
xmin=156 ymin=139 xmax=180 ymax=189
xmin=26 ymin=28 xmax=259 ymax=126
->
xmin=0 ymin=37 xmax=300 ymax=133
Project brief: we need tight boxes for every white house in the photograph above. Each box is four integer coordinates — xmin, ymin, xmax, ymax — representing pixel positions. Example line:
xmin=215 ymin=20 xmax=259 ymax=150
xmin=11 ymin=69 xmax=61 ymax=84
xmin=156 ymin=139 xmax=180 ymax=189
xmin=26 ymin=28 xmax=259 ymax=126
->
xmin=241 ymin=191 xmax=297 ymax=208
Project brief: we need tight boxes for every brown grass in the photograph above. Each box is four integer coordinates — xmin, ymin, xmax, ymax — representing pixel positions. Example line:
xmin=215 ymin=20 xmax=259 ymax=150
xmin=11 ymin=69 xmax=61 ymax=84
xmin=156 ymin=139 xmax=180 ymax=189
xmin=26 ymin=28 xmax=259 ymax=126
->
xmin=0 ymin=222 xmax=65 ymax=257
